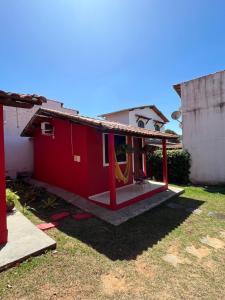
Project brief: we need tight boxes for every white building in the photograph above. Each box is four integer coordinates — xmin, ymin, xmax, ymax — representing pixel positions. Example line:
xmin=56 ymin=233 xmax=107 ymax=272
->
xmin=99 ymin=105 xmax=169 ymax=131
xmin=4 ymin=99 xmax=78 ymax=178
xmin=174 ymin=70 xmax=225 ymax=184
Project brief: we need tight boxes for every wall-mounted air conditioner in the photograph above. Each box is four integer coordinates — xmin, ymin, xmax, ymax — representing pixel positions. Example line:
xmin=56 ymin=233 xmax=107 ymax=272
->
xmin=41 ymin=122 xmax=54 ymax=135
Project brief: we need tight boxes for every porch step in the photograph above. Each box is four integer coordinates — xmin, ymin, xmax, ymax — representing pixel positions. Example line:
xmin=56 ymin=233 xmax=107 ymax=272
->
xmin=27 ymin=179 xmax=184 ymax=226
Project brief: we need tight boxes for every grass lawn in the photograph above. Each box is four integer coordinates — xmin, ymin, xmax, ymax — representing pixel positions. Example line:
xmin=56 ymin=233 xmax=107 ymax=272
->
xmin=0 ymin=181 xmax=225 ymax=299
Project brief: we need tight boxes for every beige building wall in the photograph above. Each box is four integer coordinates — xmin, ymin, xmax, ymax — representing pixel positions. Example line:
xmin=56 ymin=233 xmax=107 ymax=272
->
xmin=179 ymin=70 xmax=225 ymax=184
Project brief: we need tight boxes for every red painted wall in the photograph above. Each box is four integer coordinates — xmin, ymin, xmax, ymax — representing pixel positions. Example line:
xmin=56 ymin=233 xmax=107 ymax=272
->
xmin=33 ymin=118 xmax=133 ymax=198
xmin=34 ymin=118 xmax=89 ymax=197
xmin=0 ymin=105 xmax=7 ymax=244
xmin=85 ymin=128 xmax=133 ymax=196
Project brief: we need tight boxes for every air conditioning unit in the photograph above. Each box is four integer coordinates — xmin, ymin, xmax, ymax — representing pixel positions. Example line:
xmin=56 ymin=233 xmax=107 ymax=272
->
xmin=41 ymin=122 xmax=54 ymax=135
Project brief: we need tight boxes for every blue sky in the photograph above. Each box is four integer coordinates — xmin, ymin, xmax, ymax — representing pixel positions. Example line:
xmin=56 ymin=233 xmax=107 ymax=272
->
xmin=1 ymin=0 xmax=225 ymax=133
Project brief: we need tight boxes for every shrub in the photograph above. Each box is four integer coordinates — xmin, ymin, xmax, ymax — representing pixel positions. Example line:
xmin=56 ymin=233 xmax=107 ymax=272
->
xmin=147 ymin=149 xmax=191 ymax=184
xmin=6 ymin=189 xmax=19 ymax=212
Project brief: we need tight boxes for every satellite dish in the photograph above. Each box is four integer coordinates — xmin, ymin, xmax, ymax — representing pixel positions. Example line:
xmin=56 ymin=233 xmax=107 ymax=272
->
xmin=171 ymin=110 xmax=181 ymax=120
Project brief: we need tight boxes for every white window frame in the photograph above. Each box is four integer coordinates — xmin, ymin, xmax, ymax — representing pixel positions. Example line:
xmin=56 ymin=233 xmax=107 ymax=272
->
xmin=102 ymin=133 xmax=128 ymax=167
xmin=137 ymin=119 xmax=145 ymax=128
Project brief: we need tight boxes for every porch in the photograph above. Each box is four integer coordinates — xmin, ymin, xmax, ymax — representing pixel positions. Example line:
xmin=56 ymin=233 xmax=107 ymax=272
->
xmin=27 ymin=178 xmax=184 ymax=226
xmin=100 ymin=132 xmax=168 ymax=210
xmin=89 ymin=180 xmax=167 ymax=208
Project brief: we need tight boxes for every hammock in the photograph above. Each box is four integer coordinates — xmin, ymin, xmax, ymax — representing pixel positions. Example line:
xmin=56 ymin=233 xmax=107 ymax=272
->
xmin=115 ymin=153 xmax=131 ymax=184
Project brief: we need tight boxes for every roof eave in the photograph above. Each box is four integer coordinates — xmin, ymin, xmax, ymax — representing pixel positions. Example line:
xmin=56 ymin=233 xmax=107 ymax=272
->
xmin=173 ymin=84 xmax=181 ymax=97
xmin=99 ymin=105 xmax=169 ymax=123
xmin=21 ymin=108 xmax=178 ymax=140
xmin=0 ymin=90 xmax=47 ymax=108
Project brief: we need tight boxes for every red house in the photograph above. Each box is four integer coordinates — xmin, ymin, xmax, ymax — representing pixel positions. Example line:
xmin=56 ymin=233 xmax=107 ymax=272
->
xmin=0 ymin=91 xmax=46 ymax=245
xmin=22 ymin=108 xmax=176 ymax=210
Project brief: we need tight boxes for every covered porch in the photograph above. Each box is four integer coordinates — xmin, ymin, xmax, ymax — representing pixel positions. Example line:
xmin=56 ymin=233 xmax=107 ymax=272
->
xmin=89 ymin=133 xmax=169 ymax=210
xmin=89 ymin=180 xmax=167 ymax=209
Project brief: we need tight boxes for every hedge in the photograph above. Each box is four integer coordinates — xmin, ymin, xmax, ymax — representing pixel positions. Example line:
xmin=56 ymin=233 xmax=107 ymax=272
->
xmin=147 ymin=149 xmax=191 ymax=184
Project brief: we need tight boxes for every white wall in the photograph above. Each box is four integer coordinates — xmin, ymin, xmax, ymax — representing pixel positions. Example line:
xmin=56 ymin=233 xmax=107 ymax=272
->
xmin=4 ymin=100 xmax=78 ymax=178
xmin=180 ymin=70 xmax=225 ymax=184
xmin=103 ymin=107 xmax=166 ymax=131
xmin=128 ymin=107 xmax=165 ymax=131
xmin=102 ymin=111 xmax=130 ymax=124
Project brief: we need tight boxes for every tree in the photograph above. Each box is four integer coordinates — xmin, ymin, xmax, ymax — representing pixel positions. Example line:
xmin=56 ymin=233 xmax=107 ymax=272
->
xmin=165 ymin=129 xmax=181 ymax=143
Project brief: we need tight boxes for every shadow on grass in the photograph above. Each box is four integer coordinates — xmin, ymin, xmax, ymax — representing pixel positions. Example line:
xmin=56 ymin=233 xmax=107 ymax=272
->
xmin=7 ymin=179 xmax=204 ymax=261
xmin=203 ymin=185 xmax=225 ymax=195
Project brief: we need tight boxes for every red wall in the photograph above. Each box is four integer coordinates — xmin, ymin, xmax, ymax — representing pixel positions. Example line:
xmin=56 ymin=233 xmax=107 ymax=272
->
xmin=33 ymin=118 xmax=133 ymax=198
xmin=34 ymin=118 xmax=89 ymax=197
xmin=85 ymin=128 xmax=133 ymax=195
xmin=0 ymin=105 xmax=7 ymax=244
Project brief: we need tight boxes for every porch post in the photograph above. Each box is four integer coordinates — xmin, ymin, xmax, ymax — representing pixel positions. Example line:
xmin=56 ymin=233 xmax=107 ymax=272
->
xmin=142 ymin=138 xmax=147 ymax=176
xmin=162 ymin=138 xmax=168 ymax=188
xmin=108 ymin=133 xmax=116 ymax=209
xmin=0 ymin=105 xmax=7 ymax=245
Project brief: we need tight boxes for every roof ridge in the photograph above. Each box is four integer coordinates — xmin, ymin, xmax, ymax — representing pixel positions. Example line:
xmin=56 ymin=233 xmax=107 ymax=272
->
xmin=98 ymin=104 xmax=169 ymax=123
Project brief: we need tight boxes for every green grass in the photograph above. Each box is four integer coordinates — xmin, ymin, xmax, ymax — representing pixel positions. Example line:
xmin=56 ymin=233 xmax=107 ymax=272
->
xmin=1 ymin=180 xmax=225 ymax=299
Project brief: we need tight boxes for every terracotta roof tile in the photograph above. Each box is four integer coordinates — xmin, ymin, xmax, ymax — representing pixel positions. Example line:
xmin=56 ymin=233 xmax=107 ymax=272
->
xmin=0 ymin=90 xmax=47 ymax=108
xmin=21 ymin=108 xmax=178 ymax=140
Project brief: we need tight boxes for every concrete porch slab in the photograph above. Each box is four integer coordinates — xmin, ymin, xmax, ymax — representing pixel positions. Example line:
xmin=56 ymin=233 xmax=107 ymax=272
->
xmin=0 ymin=211 xmax=56 ymax=272
xmin=89 ymin=180 xmax=165 ymax=205
xmin=28 ymin=179 xmax=184 ymax=226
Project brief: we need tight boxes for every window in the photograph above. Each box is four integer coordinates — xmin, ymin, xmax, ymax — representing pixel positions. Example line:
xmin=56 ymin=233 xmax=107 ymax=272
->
xmin=103 ymin=134 xmax=127 ymax=165
xmin=154 ymin=124 xmax=160 ymax=131
xmin=138 ymin=120 xmax=145 ymax=128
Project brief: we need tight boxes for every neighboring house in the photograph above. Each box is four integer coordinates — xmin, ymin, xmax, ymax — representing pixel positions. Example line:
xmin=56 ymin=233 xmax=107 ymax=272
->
xmin=0 ymin=90 xmax=46 ymax=245
xmin=99 ymin=105 xmax=169 ymax=132
xmin=174 ymin=69 xmax=225 ymax=184
xmin=4 ymin=99 xmax=78 ymax=178
xmin=148 ymin=141 xmax=182 ymax=150
xmin=21 ymin=108 xmax=176 ymax=211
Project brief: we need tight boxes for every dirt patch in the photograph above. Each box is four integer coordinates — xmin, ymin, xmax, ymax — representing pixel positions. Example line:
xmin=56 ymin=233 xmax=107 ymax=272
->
xmin=37 ymin=283 xmax=59 ymax=299
xmin=101 ymin=270 xmax=128 ymax=295
xmin=185 ymin=245 xmax=210 ymax=259
xmin=200 ymin=236 xmax=225 ymax=249
xmin=202 ymin=259 xmax=217 ymax=272
xmin=135 ymin=259 xmax=157 ymax=279
xmin=56 ymin=285 xmax=81 ymax=300
xmin=167 ymin=240 xmax=181 ymax=255
xmin=163 ymin=241 xmax=191 ymax=267
xmin=162 ymin=254 xmax=191 ymax=267
xmin=219 ymin=230 xmax=225 ymax=239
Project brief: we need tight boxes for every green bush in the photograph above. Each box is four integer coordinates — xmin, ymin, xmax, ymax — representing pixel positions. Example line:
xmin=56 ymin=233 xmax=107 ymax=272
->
xmin=6 ymin=189 xmax=19 ymax=212
xmin=147 ymin=149 xmax=191 ymax=184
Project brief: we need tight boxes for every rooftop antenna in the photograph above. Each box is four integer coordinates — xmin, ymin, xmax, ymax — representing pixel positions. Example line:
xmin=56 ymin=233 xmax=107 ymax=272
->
xmin=171 ymin=110 xmax=182 ymax=128
xmin=171 ymin=110 xmax=181 ymax=120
